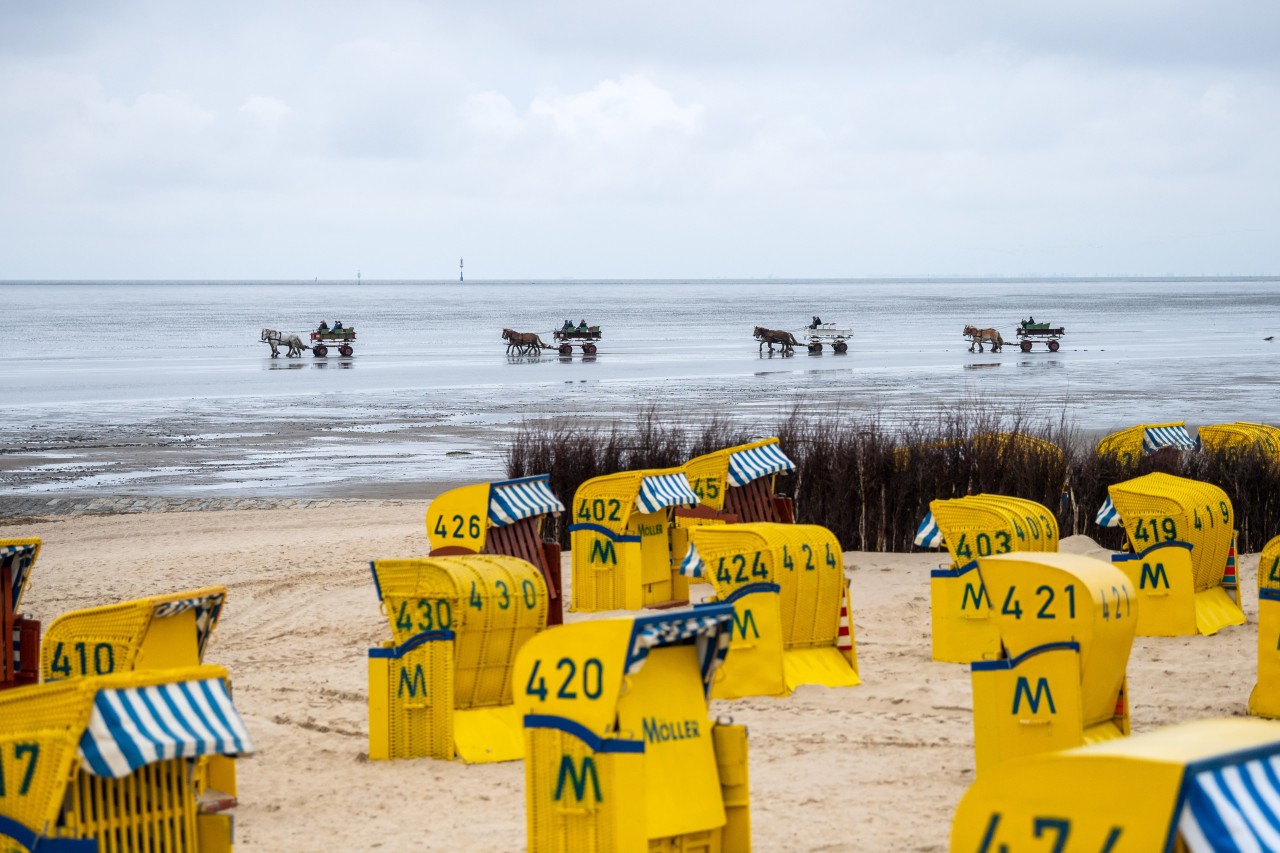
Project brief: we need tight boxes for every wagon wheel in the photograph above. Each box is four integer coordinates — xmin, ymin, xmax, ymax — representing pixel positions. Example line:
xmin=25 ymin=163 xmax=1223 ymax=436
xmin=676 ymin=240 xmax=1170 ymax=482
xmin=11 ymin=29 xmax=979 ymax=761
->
xmin=808 ymin=342 xmax=822 ymax=353
xmin=1047 ymin=340 xmax=1060 ymax=352
xmin=1019 ymin=341 xmax=1032 ymax=353
xmin=583 ymin=343 xmax=597 ymax=354
xmin=339 ymin=345 xmax=353 ymax=357
xmin=559 ymin=343 xmax=573 ymax=356
xmin=833 ymin=341 xmax=848 ymax=354
xmin=313 ymin=344 xmax=329 ymax=357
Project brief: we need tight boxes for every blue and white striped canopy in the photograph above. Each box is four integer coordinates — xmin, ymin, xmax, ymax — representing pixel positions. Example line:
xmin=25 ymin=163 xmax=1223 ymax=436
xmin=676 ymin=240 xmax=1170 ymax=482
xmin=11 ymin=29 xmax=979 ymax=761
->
xmin=1096 ymin=496 xmax=1122 ymax=527
xmin=625 ymin=604 xmax=734 ymax=696
xmin=1 ymin=542 xmax=38 ymax=611
xmin=678 ymin=541 xmax=706 ymax=578
xmin=152 ymin=591 xmax=225 ymax=659
xmin=914 ymin=512 xmax=944 ymax=548
xmin=488 ymin=475 xmax=565 ymax=528
xmin=727 ymin=442 xmax=796 ymax=488
xmin=78 ymin=676 xmax=254 ymax=778
xmin=1179 ymin=753 xmax=1280 ymax=851
xmin=1144 ymin=425 xmax=1196 ymax=454
xmin=636 ymin=472 xmax=700 ymax=514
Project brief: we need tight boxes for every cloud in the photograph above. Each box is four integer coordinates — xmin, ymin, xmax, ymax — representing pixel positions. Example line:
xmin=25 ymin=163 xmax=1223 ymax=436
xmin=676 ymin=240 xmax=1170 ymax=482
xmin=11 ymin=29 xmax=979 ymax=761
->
xmin=239 ymin=95 xmax=292 ymax=130
xmin=528 ymin=74 xmax=702 ymax=142
xmin=0 ymin=1 xmax=1278 ymax=277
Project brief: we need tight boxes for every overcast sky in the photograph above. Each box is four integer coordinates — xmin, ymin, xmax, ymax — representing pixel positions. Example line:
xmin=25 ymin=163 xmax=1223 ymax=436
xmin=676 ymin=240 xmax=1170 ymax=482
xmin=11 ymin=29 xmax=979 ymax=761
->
xmin=2 ymin=1 xmax=1277 ymax=279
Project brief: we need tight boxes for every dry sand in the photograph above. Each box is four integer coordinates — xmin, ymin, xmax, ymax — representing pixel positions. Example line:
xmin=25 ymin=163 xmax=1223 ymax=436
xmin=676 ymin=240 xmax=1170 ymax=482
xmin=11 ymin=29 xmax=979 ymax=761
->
xmin=10 ymin=505 xmax=1262 ymax=852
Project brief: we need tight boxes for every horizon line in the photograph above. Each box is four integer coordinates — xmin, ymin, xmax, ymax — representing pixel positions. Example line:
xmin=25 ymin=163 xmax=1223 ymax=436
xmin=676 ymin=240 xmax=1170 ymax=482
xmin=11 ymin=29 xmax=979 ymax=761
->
xmin=3 ymin=274 xmax=1279 ymax=285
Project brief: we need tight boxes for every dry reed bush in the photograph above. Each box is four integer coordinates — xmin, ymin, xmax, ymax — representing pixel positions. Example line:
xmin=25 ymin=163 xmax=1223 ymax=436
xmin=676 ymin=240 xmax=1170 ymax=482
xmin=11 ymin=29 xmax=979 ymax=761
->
xmin=779 ymin=403 xmax=1075 ymax=551
xmin=506 ymin=404 xmax=1280 ymax=553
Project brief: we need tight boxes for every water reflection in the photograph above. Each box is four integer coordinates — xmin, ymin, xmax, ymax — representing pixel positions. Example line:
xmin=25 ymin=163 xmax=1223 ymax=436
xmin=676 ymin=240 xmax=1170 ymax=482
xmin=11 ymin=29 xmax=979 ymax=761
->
xmin=265 ymin=358 xmax=355 ymax=370
xmin=759 ymin=350 xmax=794 ymax=358
xmin=1017 ymin=360 xmax=1064 ymax=369
xmin=963 ymin=362 xmax=1002 ymax=370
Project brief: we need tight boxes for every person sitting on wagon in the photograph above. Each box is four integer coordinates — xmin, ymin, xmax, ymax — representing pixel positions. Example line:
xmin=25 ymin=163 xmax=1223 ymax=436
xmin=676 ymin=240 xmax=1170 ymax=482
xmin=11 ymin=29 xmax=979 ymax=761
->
xmin=809 ymin=315 xmax=823 ymax=329
xmin=334 ymin=320 xmax=344 ymax=331
xmin=577 ymin=319 xmax=588 ymax=332
xmin=563 ymin=320 xmax=574 ymax=330
xmin=318 ymin=320 xmax=329 ymax=332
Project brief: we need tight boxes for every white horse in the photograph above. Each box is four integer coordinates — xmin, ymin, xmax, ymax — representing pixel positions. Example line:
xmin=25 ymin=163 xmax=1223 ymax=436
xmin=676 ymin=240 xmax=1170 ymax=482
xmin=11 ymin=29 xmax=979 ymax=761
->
xmin=261 ymin=328 xmax=310 ymax=358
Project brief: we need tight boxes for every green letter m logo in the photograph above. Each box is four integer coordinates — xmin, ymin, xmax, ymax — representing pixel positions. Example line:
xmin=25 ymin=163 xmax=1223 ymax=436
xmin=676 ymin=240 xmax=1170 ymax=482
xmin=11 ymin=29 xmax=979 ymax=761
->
xmin=1012 ymin=676 xmax=1056 ymax=715
xmin=961 ymin=581 xmax=991 ymax=610
xmin=1139 ymin=562 xmax=1169 ymax=590
xmin=553 ymin=755 xmax=602 ymax=803
xmin=588 ymin=539 xmax=617 ymax=565
xmin=398 ymin=664 xmax=428 ymax=698
xmin=732 ymin=608 xmax=760 ymax=639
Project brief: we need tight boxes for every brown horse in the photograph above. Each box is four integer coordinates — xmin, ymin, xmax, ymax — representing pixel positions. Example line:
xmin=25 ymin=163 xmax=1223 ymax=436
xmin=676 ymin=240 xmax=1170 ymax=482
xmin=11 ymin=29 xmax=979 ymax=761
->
xmin=963 ymin=325 xmax=1004 ymax=353
xmin=503 ymin=328 xmax=550 ymax=354
xmin=754 ymin=326 xmax=799 ymax=353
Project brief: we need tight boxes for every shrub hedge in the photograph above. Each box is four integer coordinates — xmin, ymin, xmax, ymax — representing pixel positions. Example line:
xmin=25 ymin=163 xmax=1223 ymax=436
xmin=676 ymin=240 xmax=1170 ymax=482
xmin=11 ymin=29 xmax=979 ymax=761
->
xmin=505 ymin=407 xmax=1280 ymax=553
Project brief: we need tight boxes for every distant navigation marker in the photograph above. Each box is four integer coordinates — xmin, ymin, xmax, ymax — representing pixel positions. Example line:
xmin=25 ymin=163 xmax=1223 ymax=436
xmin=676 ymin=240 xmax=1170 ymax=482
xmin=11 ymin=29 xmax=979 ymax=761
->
xmin=460 ymin=257 xmax=464 ymax=282
xmin=358 ymin=270 xmax=361 ymax=284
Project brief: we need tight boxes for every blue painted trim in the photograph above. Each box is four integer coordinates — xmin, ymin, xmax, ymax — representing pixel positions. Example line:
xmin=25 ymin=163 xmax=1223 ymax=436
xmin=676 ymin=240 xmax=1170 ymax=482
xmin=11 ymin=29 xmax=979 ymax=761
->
xmin=1261 ymin=588 xmax=1280 ymax=602
xmin=0 ymin=815 xmax=97 ymax=852
xmin=721 ymin=582 xmax=781 ymax=604
xmin=1111 ymin=540 xmax=1193 ymax=563
xmin=369 ymin=562 xmax=383 ymax=602
xmin=970 ymin=641 xmax=1080 ymax=672
xmin=567 ymin=523 xmax=641 ymax=543
xmin=523 ymin=715 xmax=645 ymax=754
xmin=931 ymin=559 xmax=980 ymax=579
xmin=368 ymin=629 xmax=454 ymax=658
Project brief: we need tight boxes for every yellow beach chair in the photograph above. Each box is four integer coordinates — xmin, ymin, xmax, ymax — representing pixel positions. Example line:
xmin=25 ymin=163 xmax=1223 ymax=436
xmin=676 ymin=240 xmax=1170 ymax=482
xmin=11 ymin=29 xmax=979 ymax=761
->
xmin=969 ymin=552 xmax=1136 ymax=777
xmin=952 ymin=717 xmax=1280 ymax=852
xmin=426 ymin=474 xmax=566 ymax=624
xmin=1250 ymin=535 xmax=1280 ymax=719
xmin=1096 ymin=421 xmax=1196 ymax=464
xmin=368 ymin=554 xmax=548 ymax=762
xmin=1105 ymin=472 xmax=1244 ymax=635
xmin=569 ymin=467 xmax=701 ymax=612
xmin=1198 ymin=420 xmax=1280 ymax=456
xmin=919 ymin=496 xmax=1059 ymax=663
xmin=682 ymin=437 xmax=797 ymax=523
xmin=40 ymin=587 xmax=226 ymax=682
xmin=0 ymin=664 xmax=253 ymax=853
xmin=680 ymin=522 xmax=858 ymax=694
xmin=1 ymin=538 xmax=41 ymax=691
xmin=514 ymin=605 xmax=751 ymax=853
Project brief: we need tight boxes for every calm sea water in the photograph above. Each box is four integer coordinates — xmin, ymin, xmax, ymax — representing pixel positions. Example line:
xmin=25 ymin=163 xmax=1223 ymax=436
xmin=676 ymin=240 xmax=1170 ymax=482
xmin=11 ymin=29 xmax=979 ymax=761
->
xmin=1 ymin=279 xmax=1277 ymax=496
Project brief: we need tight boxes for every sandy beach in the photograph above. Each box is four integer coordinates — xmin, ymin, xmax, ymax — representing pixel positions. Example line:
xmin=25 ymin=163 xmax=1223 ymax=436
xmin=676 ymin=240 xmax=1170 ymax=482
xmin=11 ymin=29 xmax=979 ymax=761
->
xmin=7 ymin=502 xmax=1262 ymax=852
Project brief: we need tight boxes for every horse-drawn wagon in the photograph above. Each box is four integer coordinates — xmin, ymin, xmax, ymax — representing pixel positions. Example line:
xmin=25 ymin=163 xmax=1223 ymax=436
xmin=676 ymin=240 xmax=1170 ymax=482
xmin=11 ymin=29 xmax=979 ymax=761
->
xmin=310 ymin=325 xmax=356 ymax=357
xmin=1014 ymin=318 xmax=1064 ymax=352
xmin=804 ymin=321 xmax=850 ymax=353
xmin=551 ymin=321 xmax=600 ymax=355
